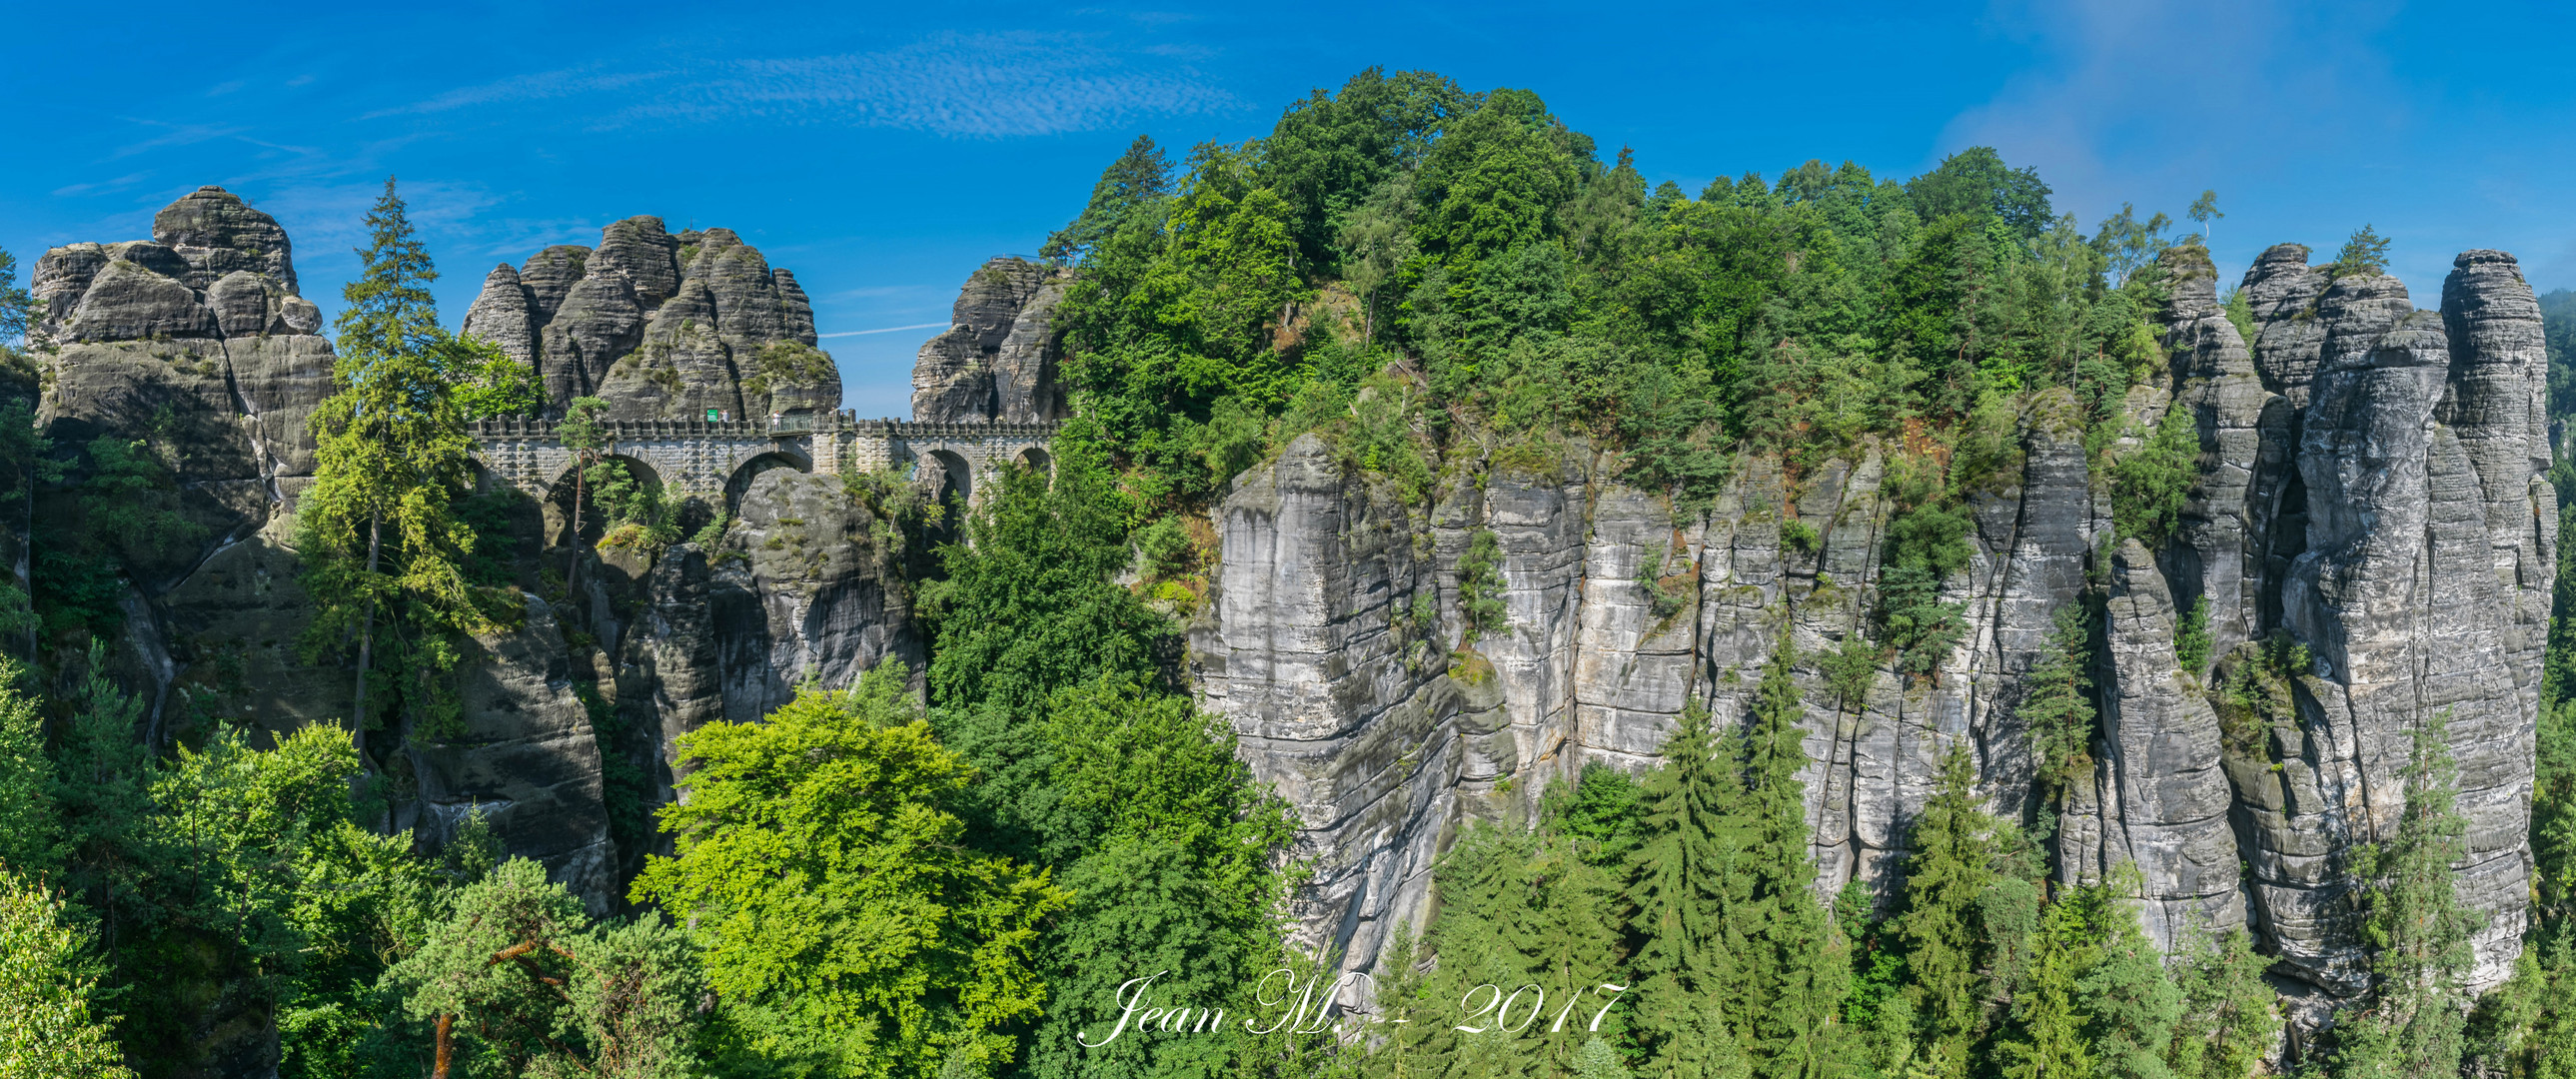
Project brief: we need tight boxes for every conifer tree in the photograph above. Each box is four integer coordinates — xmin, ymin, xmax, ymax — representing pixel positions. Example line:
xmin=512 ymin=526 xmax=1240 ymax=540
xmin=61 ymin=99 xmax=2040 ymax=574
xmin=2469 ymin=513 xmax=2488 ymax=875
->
xmin=302 ymin=178 xmax=513 ymax=749
xmin=1625 ymin=701 xmax=1752 ymax=1077
xmin=2328 ymin=712 xmax=2481 ymax=1078
xmin=2023 ymin=603 xmax=2096 ymax=805
xmin=1411 ymin=825 xmax=1628 ymax=1079
xmin=2075 ymin=868 xmax=2181 ymax=1079
xmin=1897 ymin=743 xmax=1999 ymax=1074
xmin=1991 ymin=882 xmax=2102 ymax=1079
xmin=1734 ymin=641 xmax=1856 ymax=1077
xmin=2165 ymin=926 xmax=2277 ymax=1079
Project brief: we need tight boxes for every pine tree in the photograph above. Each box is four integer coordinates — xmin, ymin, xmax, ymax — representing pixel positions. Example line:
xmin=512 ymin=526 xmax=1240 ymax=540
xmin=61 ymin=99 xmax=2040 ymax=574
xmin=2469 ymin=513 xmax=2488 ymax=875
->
xmin=1896 ymin=743 xmax=1999 ymax=1074
xmin=2076 ymin=870 xmax=2180 ymax=1079
xmin=2024 ymin=604 xmax=2096 ymax=805
xmin=2165 ymin=926 xmax=2278 ymax=1079
xmin=302 ymin=178 xmax=503 ymax=750
xmin=1734 ymin=642 xmax=1857 ymax=1077
xmin=1625 ymin=701 xmax=1752 ymax=1078
xmin=1991 ymin=882 xmax=2101 ymax=1079
xmin=2328 ymin=712 xmax=2481 ymax=1078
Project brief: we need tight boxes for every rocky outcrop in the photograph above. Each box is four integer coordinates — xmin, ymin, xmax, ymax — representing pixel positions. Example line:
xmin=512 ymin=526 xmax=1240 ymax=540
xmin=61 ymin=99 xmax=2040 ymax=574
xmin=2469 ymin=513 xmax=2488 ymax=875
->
xmin=1195 ymin=243 xmax=2555 ymax=1020
xmin=463 ymin=219 xmax=840 ymax=420
xmin=31 ymin=189 xmax=632 ymax=911
xmin=405 ymin=593 xmax=618 ymax=911
xmin=32 ymin=187 xmax=334 ymax=572
xmin=714 ymin=468 xmax=921 ymax=721
xmin=912 ymin=257 xmax=1069 ymax=422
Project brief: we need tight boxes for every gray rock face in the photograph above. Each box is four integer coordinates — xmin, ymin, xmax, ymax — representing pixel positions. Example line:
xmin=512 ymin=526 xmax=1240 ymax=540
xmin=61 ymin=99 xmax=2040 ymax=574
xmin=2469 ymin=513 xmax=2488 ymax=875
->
xmin=62 ymin=256 xmax=219 ymax=341
xmin=464 ymin=263 xmax=539 ymax=366
xmin=2093 ymin=539 xmax=2242 ymax=947
xmin=466 ymin=220 xmax=836 ymax=419
xmin=716 ymin=469 xmax=922 ymax=720
xmin=913 ymin=258 xmax=1069 ymax=422
xmin=31 ymin=188 xmax=632 ymax=915
xmin=407 ymin=593 xmax=618 ymax=912
xmin=153 ymin=184 xmax=296 ymax=293
xmin=1196 ymin=246 xmax=2554 ymax=1016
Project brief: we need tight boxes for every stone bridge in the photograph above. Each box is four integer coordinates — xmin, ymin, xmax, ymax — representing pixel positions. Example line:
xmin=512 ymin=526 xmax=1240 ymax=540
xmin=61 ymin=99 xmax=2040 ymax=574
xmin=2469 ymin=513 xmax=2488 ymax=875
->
xmin=471 ymin=413 xmax=1061 ymax=508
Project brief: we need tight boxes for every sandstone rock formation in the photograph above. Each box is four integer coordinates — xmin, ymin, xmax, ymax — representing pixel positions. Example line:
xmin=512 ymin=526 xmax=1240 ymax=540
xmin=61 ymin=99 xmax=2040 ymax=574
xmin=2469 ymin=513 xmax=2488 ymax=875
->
xmin=463 ymin=218 xmax=841 ymax=421
xmin=912 ymin=257 xmax=1069 ymax=422
xmin=1191 ymin=243 xmax=2555 ymax=1022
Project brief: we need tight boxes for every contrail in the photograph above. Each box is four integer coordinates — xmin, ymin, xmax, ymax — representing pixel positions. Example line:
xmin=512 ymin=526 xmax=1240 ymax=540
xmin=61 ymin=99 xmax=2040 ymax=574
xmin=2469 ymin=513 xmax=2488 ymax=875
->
xmin=817 ymin=322 xmax=948 ymax=339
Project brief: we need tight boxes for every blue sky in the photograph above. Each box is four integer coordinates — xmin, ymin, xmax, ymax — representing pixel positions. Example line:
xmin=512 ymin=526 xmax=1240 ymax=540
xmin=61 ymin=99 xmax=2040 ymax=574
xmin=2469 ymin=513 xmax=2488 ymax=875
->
xmin=8 ymin=1 xmax=2575 ymax=417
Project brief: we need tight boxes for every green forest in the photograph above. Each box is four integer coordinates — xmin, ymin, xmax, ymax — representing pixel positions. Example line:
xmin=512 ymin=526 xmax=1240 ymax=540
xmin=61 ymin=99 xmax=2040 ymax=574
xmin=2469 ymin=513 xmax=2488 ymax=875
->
xmin=3 ymin=67 xmax=2576 ymax=1078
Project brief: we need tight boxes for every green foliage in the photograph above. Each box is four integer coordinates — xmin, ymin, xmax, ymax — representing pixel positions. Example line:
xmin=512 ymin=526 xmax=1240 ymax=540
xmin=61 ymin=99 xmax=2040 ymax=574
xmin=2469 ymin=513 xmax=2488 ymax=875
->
xmin=1622 ymin=702 xmax=1753 ymax=1074
xmin=1895 ymin=744 xmax=2000 ymax=1071
xmin=922 ymin=427 xmax=1171 ymax=722
xmin=1012 ymin=679 xmax=1298 ymax=1079
xmin=2185 ymin=191 xmax=2222 ymax=238
xmin=1877 ymin=464 xmax=1975 ymax=683
xmin=0 ymin=658 xmax=60 ymax=878
xmin=0 ymin=245 xmax=30 ymax=346
xmin=0 ymin=870 xmax=134 ymax=1078
xmin=633 ymin=666 xmax=1069 ymax=1077
xmin=33 ymin=433 xmax=201 ymax=639
xmin=1042 ymin=136 xmax=1175 ymax=265
xmin=2109 ymin=402 xmax=2196 ymax=546
xmin=2326 ymin=712 xmax=2480 ymax=1078
xmin=2024 ymin=603 xmax=2097 ymax=802
xmin=2165 ymin=927 xmax=2277 ymax=1079
xmin=743 ymin=340 xmax=835 ymax=402
xmin=2173 ymin=595 xmax=2211 ymax=674
xmin=1822 ymin=633 xmax=1879 ymax=709
xmin=301 ymin=178 xmax=503 ymax=742
xmin=1459 ymin=528 xmax=1509 ymax=644
xmin=2221 ymin=287 xmax=2257 ymax=359
xmin=389 ymin=857 xmax=704 ymax=1078
xmin=1904 ymin=147 xmax=2054 ymax=242
xmin=1263 ymin=68 xmax=1471 ymax=270
xmin=588 ymin=457 xmax=681 ymax=554
xmin=2328 ymin=225 xmax=2392 ymax=281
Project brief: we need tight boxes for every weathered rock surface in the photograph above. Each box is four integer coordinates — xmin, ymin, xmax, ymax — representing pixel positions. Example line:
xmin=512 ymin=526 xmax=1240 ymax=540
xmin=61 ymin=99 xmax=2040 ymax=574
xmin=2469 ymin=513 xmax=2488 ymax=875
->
xmin=1195 ymin=243 xmax=2555 ymax=1019
xmin=405 ymin=593 xmax=618 ymax=911
xmin=912 ymin=257 xmax=1069 ymax=423
xmin=717 ymin=469 xmax=921 ymax=720
xmin=30 ymin=189 xmax=630 ymax=914
xmin=464 ymin=219 xmax=838 ymax=419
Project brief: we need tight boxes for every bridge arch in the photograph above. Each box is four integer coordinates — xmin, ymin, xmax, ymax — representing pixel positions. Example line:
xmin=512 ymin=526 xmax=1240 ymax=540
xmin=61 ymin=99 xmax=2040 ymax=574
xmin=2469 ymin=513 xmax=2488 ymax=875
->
xmin=1012 ymin=446 xmax=1053 ymax=476
xmin=544 ymin=453 xmax=666 ymax=548
xmin=724 ymin=449 xmax=814 ymax=512
xmin=917 ymin=449 xmax=973 ymax=508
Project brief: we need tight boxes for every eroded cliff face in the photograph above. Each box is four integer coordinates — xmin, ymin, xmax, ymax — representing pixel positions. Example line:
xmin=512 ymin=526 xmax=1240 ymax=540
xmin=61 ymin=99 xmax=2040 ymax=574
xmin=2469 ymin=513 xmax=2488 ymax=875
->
xmin=462 ymin=217 xmax=837 ymax=420
xmin=912 ymin=257 xmax=1070 ymax=423
xmin=28 ymin=191 xmax=919 ymax=921
xmin=1192 ymin=244 xmax=2555 ymax=1020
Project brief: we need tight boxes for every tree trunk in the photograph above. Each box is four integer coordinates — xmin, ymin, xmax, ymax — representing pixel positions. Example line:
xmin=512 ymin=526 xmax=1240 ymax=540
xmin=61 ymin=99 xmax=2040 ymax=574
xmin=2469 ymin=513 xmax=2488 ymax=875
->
xmin=433 ymin=1013 xmax=453 ymax=1079
xmin=568 ymin=458 xmax=586 ymax=592
xmin=353 ymin=510 xmax=382 ymax=754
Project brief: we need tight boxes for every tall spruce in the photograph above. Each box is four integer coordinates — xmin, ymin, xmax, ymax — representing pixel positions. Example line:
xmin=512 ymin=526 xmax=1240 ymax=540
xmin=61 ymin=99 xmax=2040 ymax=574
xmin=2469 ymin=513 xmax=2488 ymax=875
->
xmin=1897 ymin=742 xmax=1999 ymax=1075
xmin=1624 ymin=700 xmax=1752 ymax=1078
xmin=2075 ymin=868 xmax=2181 ymax=1079
xmin=1734 ymin=641 xmax=1856 ymax=1077
xmin=302 ymin=178 xmax=495 ymax=749
xmin=2328 ymin=712 xmax=2481 ymax=1077
xmin=1992 ymin=882 xmax=2102 ymax=1079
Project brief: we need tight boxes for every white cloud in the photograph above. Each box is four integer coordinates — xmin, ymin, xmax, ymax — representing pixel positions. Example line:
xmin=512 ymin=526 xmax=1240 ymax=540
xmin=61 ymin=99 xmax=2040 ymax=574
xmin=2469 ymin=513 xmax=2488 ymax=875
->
xmin=363 ymin=67 xmax=676 ymax=120
xmin=375 ymin=31 xmax=1238 ymax=139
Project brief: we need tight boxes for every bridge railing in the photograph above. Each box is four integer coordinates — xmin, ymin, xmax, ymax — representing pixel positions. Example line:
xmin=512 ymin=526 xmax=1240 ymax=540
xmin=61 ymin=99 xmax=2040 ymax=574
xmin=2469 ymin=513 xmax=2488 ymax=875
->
xmin=470 ymin=414 xmax=1065 ymax=442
